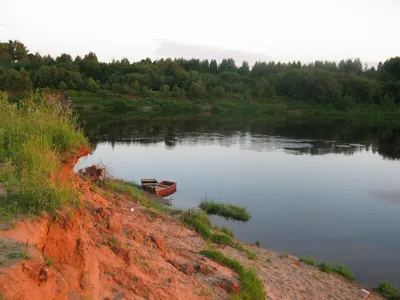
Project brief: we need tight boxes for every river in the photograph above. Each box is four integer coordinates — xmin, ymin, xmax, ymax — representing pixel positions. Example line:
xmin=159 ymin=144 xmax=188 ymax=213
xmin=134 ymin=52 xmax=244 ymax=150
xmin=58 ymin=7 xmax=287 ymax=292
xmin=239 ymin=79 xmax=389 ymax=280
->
xmin=76 ymin=116 xmax=400 ymax=287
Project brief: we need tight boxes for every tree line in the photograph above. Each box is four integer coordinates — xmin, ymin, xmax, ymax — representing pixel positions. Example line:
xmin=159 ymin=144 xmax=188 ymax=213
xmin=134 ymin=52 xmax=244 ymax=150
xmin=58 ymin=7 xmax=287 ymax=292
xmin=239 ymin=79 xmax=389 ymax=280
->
xmin=0 ymin=40 xmax=399 ymax=109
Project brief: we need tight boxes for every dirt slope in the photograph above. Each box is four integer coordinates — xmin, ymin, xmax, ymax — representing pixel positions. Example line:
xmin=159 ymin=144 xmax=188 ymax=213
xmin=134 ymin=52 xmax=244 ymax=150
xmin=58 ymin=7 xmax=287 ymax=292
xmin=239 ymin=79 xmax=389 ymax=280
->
xmin=0 ymin=161 xmax=384 ymax=299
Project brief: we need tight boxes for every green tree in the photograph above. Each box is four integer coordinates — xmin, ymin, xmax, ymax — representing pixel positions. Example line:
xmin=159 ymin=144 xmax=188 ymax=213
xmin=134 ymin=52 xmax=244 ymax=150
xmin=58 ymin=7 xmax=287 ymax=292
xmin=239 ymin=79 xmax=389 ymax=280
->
xmin=213 ymin=86 xmax=225 ymax=98
xmin=160 ymin=84 xmax=170 ymax=96
xmin=0 ymin=43 xmax=12 ymax=62
xmin=210 ymin=59 xmax=218 ymax=74
xmin=8 ymin=40 xmax=29 ymax=62
xmin=254 ymin=77 xmax=269 ymax=98
xmin=87 ymin=77 xmax=99 ymax=92
xmin=189 ymin=80 xmax=206 ymax=98
xmin=58 ymin=81 xmax=68 ymax=90
xmin=219 ymin=58 xmax=237 ymax=72
xmin=171 ymin=84 xmax=182 ymax=97
xmin=238 ymin=61 xmax=250 ymax=76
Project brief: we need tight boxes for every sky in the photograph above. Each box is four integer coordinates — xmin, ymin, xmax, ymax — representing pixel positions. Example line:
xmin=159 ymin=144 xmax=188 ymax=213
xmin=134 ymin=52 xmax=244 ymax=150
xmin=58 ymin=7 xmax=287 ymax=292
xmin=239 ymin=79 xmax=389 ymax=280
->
xmin=0 ymin=0 xmax=399 ymax=65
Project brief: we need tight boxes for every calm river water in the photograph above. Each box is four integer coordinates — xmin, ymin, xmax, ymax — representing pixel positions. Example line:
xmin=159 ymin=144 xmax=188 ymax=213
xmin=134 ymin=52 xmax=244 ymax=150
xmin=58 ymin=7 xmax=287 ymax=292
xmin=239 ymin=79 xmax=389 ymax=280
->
xmin=76 ymin=117 xmax=400 ymax=287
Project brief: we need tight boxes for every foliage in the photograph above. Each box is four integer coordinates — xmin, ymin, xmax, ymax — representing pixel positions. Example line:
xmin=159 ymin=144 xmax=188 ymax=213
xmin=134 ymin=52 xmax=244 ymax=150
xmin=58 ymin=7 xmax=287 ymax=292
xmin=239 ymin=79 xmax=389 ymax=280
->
xmin=199 ymin=250 xmax=266 ymax=299
xmin=219 ymin=226 xmax=235 ymax=238
xmin=318 ymin=262 xmax=332 ymax=273
xmin=7 ymin=251 xmax=30 ymax=259
xmin=299 ymin=256 xmax=315 ymax=266
xmin=375 ymin=281 xmax=400 ymax=300
xmin=0 ymin=40 xmax=399 ymax=109
xmin=199 ymin=200 xmax=251 ymax=221
xmin=45 ymin=257 xmax=54 ymax=267
xmin=0 ymin=92 xmax=87 ymax=215
xmin=332 ymin=265 xmax=355 ymax=281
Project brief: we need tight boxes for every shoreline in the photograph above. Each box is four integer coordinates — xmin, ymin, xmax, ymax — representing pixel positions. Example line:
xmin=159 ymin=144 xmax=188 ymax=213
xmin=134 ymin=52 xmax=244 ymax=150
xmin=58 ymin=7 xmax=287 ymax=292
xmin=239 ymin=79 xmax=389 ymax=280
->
xmin=0 ymin=172 xmax=387 ymax=299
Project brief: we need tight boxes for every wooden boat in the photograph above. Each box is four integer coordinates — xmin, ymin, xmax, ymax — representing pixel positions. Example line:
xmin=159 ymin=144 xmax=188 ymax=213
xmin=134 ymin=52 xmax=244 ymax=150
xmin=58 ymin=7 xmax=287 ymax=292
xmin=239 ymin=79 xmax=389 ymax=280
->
xmin=155 ymin=181 xmax=177 ymax=197
xmin=141 ymin=178 xmax=158 ymax=193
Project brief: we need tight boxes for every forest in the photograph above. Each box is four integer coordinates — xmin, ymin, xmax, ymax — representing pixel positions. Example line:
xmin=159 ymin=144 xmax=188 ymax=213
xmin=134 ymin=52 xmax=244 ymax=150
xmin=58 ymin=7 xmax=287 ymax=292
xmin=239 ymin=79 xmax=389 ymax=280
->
xmin=0 ymin=40 xmax=400 ymax=110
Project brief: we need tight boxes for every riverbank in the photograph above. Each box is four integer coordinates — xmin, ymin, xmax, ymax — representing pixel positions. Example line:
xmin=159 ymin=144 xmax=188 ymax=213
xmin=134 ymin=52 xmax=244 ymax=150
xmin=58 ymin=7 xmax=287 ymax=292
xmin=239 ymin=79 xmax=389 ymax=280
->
xmin=8 ymin=90 xmax=400 ymax=121
xmin=0 ymin=172 xmax=386 ymax=299
xmin=0 ymin=92 xmax=398 ymax=299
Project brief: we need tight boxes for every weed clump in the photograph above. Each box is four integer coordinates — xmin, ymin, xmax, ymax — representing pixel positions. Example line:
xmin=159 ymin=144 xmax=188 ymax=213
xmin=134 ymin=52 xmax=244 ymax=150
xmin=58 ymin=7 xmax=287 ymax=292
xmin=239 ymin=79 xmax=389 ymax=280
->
xmin=375 ymin=281 xmax=400 ymax=300
xmin=199 ymin=250 xmax=265 ymax=299
xmin=299 ymin=256 xmax=315 ymax=266
xmin=318 ymin=262 xmax=332 ymax=273
xmin=199 ymin=200 xmax=251 ymax=222
xmin=332 ymin=265 xmax=355 ymax=281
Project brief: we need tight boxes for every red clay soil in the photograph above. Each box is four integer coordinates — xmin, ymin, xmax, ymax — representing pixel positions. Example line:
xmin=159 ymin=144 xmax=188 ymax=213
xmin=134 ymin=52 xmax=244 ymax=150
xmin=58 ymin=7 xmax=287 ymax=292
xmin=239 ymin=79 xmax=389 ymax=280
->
xmin=0 ymin=153 xmax=384 ymax=300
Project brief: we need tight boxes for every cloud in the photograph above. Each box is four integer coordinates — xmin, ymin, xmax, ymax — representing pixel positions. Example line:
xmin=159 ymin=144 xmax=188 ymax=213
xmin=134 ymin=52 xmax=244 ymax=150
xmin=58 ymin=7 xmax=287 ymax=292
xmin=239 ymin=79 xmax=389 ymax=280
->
xmin=154 ymin=39 xmax=271 ymax=66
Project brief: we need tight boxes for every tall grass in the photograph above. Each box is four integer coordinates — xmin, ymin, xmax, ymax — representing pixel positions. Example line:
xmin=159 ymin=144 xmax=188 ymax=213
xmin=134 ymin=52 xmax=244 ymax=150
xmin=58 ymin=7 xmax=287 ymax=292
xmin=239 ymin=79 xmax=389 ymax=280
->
xmin=0 ymin=92 xmax=87 ymax=215
xmin=199 ymin=200 xmax=251 ymax=222
xmin=199 ymin=250 xmax=266 ymax=299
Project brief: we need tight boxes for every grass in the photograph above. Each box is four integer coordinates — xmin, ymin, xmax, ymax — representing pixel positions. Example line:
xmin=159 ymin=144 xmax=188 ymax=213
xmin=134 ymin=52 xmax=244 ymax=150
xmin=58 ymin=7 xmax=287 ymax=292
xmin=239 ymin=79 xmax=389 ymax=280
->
xmin=0 ymin=92 xmax=87 ymax=216
xmin=332 ymin=265 xmax=355 ymax=281
xmin=299 ymin=256 xmax=315 ymax=266
xmin=105 ymin=179 xmax=181 ymax=215
xmin=318 ymin=261 xmax=332 ymax=273
xmin=255 ymin=240 xmax=260 ymax=246
xmin=199 ymin=250 xmax=265 ymax=299
xmin=219 ymin=226 xmax=235 ymax=238
xmin=279 ymin=252 xmax=289 ymax=258
xmin=299 ymin=256 xmax=355 ymax=281
xmin=182 ymin=209 xmax=257 ymax=259
xmin=7 ymin=250 xmax=30 ymax=260
xmin=232 ymin=243 xmax=257 ymax=260
xmin=375 ymin=281 xmax=400 ymax=300
xmin=199 ymin=200 xmax=251 ymax=222
xmin=182 ymin=209 xmax=232 ymax=245
xmin=45 ymin=257 xmax=54 ymax=267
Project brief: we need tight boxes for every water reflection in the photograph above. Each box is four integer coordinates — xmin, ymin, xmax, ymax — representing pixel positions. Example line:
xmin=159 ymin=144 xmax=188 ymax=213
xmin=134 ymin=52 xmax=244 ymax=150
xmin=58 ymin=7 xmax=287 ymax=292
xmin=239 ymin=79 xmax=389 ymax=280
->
xmin=76 ymin=114 xmax=400 ymax=287
xmin=80 ymin=115 xmax=400 ymax=160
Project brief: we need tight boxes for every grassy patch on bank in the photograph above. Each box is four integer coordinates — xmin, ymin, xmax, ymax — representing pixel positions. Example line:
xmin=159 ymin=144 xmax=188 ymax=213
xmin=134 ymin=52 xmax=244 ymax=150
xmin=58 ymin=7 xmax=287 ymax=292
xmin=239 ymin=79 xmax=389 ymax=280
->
xmin=332 ymin=265 xmax=355 ymax=281
xmin=376 ymin=281 xmax=400 ymax=300
xmin=0 ymin=92 xmax=87 ymax=215
xmin=199 ymin=200 xmax=251 ymax=222
xmin=199 ymin=250 xmax=265 ymax=299
xmin=182 ymin=209 xmax=233 ymax=245
xmin=299 ymin=256 xmax=315 ymax=266
xmin=105 ymin=179 xmax=181 ymax=215
xmin=182 ymin=209 xmax=257 ymax=259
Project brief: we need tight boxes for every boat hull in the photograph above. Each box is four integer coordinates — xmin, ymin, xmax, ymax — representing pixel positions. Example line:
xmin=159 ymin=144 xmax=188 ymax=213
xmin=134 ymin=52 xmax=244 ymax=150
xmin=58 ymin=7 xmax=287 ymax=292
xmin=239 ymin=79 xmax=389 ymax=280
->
xmin=155 ymin=181 xmax=177 ymax=197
